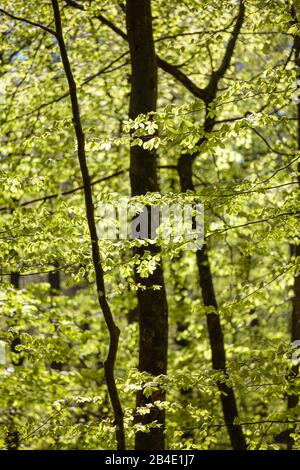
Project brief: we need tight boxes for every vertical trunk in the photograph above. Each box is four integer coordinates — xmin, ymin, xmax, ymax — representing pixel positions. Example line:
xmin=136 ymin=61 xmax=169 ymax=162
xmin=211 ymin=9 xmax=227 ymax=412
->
xmin=289 ymin=8 xmax=300 ymax=407
xmin=178 ymin=134 xmax=247 ymax=450
xmin=196 ymin=245 xmax=246 ymax=450
xmin=49 ymin=265 xmax=63 ymax=371
xmin=288 ymin=244 xmax=300 ymax=411
xmin=289 ymin=242 xmax=300 ymax=398
xmin=49 ymin=264 xmax=60 ymax=292
xmin=126 ymin=0 xmax=168 ymax=450
xmin=287 ymin=6 xmax=300 ymax=447
xmin=51 ymin=0 xmax=125 ymax=449
xmin=10 ymin=272 xmax=20 ymax=289
xmin=173 ymin=260 xmax=194 ymax=441
xmin=6 ymin=272 xmax=21 ymax=450
xmin=244 ymin=256 xmax=259 ymax=328
xmin=10 ymin=270 xmax=22 ymax=365
xmin=175 ymin=2 xmax=246 ymax=448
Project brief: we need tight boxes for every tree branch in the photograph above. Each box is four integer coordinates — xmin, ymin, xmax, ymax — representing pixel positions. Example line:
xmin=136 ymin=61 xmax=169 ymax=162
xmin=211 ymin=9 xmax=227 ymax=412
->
xmin=213 ymin=1 xmax=245 ymax=80
xmin=156 ymin=57 xmax=208 ymax=100
xmin=207 ymin=211 xmax=300 ymax=238
xmin=51 ymin=0 xmax=125 ymax=449
xmin=65 ymin=0 xmax=209 ymax=102
xmin=0 ymin=7 xmax=56 ymax=36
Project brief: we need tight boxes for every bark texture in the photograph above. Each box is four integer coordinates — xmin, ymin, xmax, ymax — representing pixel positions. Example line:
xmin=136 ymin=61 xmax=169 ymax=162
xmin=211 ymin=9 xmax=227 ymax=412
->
xmin=126 ymin=0 xmax=168 ymax=450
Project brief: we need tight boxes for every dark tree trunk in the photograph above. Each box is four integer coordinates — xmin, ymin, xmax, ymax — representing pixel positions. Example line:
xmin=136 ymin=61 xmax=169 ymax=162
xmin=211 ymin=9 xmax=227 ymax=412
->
xmin=288 ymin=245 xmax=300 ymax=413
xmin=10 ymin=272 xmax=20 ymax=289
xmin=5 ymin=426 xmax=20 ymax=451
xmin=287 ymin=6 xmax=300 ymax=448
xmin=178 ymin=152 xmax=247 ymax=450
xmin=289 ymin=7 xmax=300 ymax=409
xmin=10 ymin=270 xmax=23 ymax=367
xmin=51 ymin=0 xmax=125 ymax=449
xmin=126 ymin=0 xmax=168 ymax=450
xmin=7 ymin=272 xmax=21 ymax=450
xmin=48 ymin=264 xmax=63 ymax=370
xmin=49 ymin=264 xmax=60 ymax=292
xmin=175 ymin=1 xmax=246 ymax=449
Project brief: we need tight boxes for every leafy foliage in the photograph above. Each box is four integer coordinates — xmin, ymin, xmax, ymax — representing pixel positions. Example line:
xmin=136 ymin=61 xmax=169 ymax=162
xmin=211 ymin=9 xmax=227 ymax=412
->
xmin=0 ymin=0 xmax=300 ymax=450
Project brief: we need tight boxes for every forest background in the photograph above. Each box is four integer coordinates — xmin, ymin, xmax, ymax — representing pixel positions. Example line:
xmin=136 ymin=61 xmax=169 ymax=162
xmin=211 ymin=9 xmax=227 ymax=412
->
xmin=0 ymin=0 xmax=300 ymax=451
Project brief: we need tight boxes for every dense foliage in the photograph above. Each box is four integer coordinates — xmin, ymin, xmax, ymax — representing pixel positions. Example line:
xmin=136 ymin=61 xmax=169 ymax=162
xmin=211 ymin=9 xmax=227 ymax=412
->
xmin=0 ymin=0 xmax=299 ymax=450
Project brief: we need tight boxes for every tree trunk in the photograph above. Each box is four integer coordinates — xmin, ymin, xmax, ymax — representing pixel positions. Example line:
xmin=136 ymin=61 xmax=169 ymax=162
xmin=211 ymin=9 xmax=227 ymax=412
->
xmin=287 ymin=5 xmax=300 ymax=448
xmin=6 ymin=272 xmax=21 ymax=450
xmin=178 ymin=120 xmax=247 ymax=449
xmin=175 ymin=2 xmax=246 ymax=448
xmin=49 ymin=263 xmax=60 ymax=292
xmin=51 ymin=0 xmax=125 ymax=449
xmin=126 ymin=0 xmax=168 ymax=450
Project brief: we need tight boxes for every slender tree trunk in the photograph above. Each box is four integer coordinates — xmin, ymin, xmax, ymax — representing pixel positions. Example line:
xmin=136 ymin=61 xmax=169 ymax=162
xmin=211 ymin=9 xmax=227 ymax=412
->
xmin=178 ymin=146 xmax=247 ymax=450
xmin=6 ymin=272 xmax=21 ymax=450
xmin=49 ymin=263 xmax=60 ymax=292
xmin=126 ymin=0 xmax=169 ymax=450
xmin=288 ymin=246 xmax=300 ymax=414
xmin=49 ymin=264 xmax=64 ymax=371
xmin=10 ymin=272 xmax=23 ymax=367
xmin=51 ymin=0 xmax=125 ymax=449
xmin=289 ymin=7 xmax=300 ymax=409
xmin=176 ymin=1 xmax=246 ymax=449
xmin=10 ymin=272 xmax=20 ymax=289
xmin=287 ymin=5 xmax=300 ymax=448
